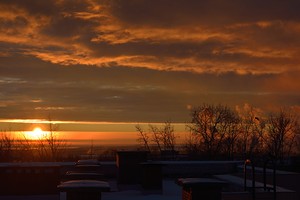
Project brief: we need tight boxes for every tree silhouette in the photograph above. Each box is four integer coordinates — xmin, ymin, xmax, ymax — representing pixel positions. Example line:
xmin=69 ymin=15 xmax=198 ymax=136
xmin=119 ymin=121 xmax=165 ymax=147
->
xmin=263 ymin=108 xmax=299 ymax=163
xmin=236 ymin=104 xmax=264 ymax=159
xmin=136 ymin=124 xmax=151 ymax=152
xmin=187 ymin=104 xmax=239 ymax=159
xmin=0 ymin=132 xmax=14 ymax=161
xmin=136 ymin=122 xmax=177 ymax=156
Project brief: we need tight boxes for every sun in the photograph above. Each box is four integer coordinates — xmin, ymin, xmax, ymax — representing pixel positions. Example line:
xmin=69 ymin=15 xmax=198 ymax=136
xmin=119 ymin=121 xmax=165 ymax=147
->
xmin=27 ymin=127 xmax=45 ymax=140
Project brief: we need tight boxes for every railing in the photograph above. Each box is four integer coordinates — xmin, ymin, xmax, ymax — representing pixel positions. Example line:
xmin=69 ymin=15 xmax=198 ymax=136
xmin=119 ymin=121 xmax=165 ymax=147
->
xmin=244 ymin=158 xmax=277 ymax=200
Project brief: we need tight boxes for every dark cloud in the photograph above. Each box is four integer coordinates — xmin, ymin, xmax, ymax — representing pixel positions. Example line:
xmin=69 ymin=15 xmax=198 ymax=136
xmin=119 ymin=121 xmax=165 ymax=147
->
xmin=0 ymin=0 xmax=58 ymax=16
xmin=108 ymin=0 xmax=300 ymax=27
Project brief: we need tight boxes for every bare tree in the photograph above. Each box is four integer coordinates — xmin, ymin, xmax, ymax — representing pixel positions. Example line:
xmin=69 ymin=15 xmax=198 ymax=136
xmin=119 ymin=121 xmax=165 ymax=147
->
xmin=223 ymin=119 xmax=240 ymax=159
xmin=161 ymin=122 xmax=176 ymax=152
xmin=149 ymin=122 xmax=177 ymax=154
xmin=135 ymin=122 xmax=177 ymax=156
xmin=30 ymin=119 xmax=68 ymax=161
xmin=296 ymin=126 xmax=300 ymax=155
xmin=150 ymin=124 xmax=162 ymax=153
xmin=44 ymin=121 xmax=67 ymax=161
xmin=184 ymin=129 xmax=202 ymax=158
xmin=135 ymin=124 xmax=151 ymax=152
xmin=264 ymin=108 xmax=299 ymax=163
xmin=19 ymin=134 xmax=35 ymax=161
xmin=186 ymin=104 xmax=239 ymax=159
xmin=236 ymin=104 xmax=264 ymax=159
xmin=0 ymin=131 xmax=15 ymax=161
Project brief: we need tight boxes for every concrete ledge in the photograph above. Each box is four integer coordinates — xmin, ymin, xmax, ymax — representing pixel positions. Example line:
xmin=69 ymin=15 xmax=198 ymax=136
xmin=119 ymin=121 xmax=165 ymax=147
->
xmin=58 ymin=180 xmax=110 ymax=192
xmin=63 ymin=171 xmax=105 ymax=181
xmin=161 ymin=161 xmax=243 ymax=177
xmin=177 ymin=178 xmax=226 ymax=187
xmin=58 ymin=180 xmax=110 ymax=200
xmin=0 ymin=165 xmax=61 ymax=195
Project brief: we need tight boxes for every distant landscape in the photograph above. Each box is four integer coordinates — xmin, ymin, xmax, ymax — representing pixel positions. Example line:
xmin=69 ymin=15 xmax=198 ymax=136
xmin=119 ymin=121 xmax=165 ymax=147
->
xmin=1 ymin=103 xmax=299 ymax=174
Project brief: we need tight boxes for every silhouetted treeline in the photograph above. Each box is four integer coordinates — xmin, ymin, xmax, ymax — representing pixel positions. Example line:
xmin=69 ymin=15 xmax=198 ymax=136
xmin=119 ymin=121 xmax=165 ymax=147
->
xmin=0 ymin=122 xmax=67 ymax=162
xmin=136 ymin=121 xmax=177 ymax=158
xmin=137 ymin=104 xmax=300 ymax=165
xmin=186 ymin=104 xmax=299 ymax=162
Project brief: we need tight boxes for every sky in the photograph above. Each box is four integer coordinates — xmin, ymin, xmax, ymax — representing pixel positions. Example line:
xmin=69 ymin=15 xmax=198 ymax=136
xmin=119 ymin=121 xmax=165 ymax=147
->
xmin=0 ymin=0 xmax=300 ymax=131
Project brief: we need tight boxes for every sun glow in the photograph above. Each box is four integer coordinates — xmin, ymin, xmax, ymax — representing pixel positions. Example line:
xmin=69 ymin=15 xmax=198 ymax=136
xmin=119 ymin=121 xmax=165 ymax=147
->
xmin=26 ymin=127 xmax=46 ymax=140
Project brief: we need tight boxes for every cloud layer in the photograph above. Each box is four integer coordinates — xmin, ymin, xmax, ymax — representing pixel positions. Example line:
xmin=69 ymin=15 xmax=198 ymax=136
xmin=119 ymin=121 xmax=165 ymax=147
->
xmin=0 ymin=0 xmax=299 ymax=122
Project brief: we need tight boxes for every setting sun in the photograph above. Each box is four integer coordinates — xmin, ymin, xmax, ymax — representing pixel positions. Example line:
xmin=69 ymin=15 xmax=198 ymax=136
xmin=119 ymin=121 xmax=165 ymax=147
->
xmin=27 ymin=127 xmax=46 ymax=140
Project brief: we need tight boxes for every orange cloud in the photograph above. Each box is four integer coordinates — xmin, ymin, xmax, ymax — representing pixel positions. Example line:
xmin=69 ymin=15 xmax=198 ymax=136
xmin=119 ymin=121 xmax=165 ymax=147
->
xmin=1 ymin=0 xmax=300 ymax=76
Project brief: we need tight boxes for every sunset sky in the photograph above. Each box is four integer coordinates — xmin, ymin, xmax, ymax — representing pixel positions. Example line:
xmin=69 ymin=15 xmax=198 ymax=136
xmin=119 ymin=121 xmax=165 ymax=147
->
xmin=0 ymin=0 xmax=300 ymax=132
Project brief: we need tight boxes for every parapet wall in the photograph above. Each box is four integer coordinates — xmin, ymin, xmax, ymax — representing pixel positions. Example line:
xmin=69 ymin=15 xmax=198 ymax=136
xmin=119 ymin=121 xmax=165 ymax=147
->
xmin=161 ymin=161 xmax=243 ymax=177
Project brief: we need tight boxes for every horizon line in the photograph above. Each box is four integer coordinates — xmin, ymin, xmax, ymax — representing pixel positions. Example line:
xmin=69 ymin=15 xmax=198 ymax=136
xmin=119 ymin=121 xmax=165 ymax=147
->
xmin=0 ymin=118 xmax=188 ymax=125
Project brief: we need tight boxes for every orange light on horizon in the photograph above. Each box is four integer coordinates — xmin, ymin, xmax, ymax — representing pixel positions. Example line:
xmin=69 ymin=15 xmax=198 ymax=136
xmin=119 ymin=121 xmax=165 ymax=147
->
xmin=24 ymin=127 xmax=47 ymax=140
